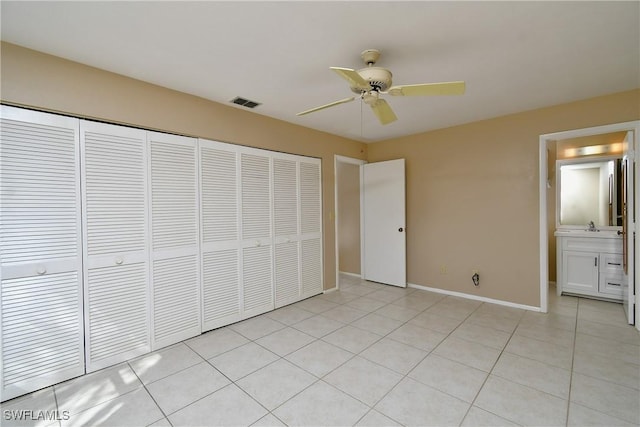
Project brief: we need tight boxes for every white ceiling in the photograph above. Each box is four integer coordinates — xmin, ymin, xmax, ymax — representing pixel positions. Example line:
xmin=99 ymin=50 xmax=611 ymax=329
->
xmin=1 ymin=1 xmax=638 ymax=142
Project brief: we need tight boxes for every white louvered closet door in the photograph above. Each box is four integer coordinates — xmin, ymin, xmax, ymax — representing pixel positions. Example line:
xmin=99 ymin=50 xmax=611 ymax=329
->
xmin=199 ymin=140 xmax=241 ymax=331
xmin=148 ymin=132 xmax=200 ymax=349
xmin=81 ymin=121 xmax=150 ymax=373
xmin=0 ymin=106 xmax=84 ymax=402
xmin=240 ymin=151 xmax=274 ymax=317
xmin=273 ymin=157 xmax=301 ymax=308
xmin=300 ymin=161 xmax=323 ymax=298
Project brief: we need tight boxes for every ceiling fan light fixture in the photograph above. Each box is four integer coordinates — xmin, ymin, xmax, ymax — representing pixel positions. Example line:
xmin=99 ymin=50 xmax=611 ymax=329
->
xmin=297 ymin=49 xmax=465 ymax=125
xmin=362 ymin=90 xmax=379 ymax=105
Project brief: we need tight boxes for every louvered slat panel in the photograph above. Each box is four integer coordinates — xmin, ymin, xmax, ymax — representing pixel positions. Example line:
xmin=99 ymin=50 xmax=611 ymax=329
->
xmin=151 ymin=141 xmax=197 ymax=249
xmin=273 ymin=158 xmax=298 ymax=236
xmin=201 ymin=147 xmax=238 ymax=243
xmin=1 ymin=272 xmax=82 ymax=386
xmin=202 ymin=249 xmax=240 ymax=329
xmin=82 ymin=121 xmax=149 ymax=372
xmin=241 ymin=153 xmax=271 ymax=239
xmin=300 ymin=162 xmax=321 ymax=234
xmin=86 ymin=263 xmax=148 ymax=367
xmin=153 ymin=255 xmax=199 ymax=344
xmin=1 ymin=119 xmax=78 ymax=263
xmin=275 ymin=242 xmax=300 ymax=307
xmin=84 ymin=130 xmax=146 ymax=256
xmin=1 ymin=107 xmax=84 ymax=402
xmin=242 ymin=246 xmax=272 ymax=312
xmin=149 ymin=134 xmax=199 ymax=349
xmin=301 ymin=238 xmax=322 ymax=297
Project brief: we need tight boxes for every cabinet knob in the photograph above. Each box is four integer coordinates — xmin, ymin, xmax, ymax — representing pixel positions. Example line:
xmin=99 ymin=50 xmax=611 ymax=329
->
xmin=115 ymin=257 xmax=124 ymax=265
xmin=36 ymin=266 xmax=46 ymax=275
xmin=255 ymin=240 xmax=261 ymax=247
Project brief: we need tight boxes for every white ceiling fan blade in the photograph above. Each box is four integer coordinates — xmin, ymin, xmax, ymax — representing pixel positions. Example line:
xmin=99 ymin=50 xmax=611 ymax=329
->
xmin=330 ymin=67 xmax=372 ymax=91
xmin=387 ymin=81 xmax=466 ymax=96
xmin=370 ymin=99 xmax=397 ymax=125
xmin=296 ymin=97 xmax=356 ymax=116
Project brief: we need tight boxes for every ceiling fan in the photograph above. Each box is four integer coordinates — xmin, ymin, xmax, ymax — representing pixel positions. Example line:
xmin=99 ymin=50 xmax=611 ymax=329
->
xmin=296 ymin=49 xmax=465 ymax=125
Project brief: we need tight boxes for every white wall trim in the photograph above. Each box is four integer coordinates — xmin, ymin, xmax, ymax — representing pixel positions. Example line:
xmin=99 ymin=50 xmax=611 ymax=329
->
xmin=323 ymin=286 xmax=338 ymax=294
xmin=539 ymin=134 xmax=549 ymax=313
xmin=334 ymin=155 xmax=366 ymax=291
xmin=408 ymin=283 xmax=542 ymax=312
xmin=339 ymin=271 xmax=362 ymax=278
xmin=539 ymin=121 xmax=640 ymax=331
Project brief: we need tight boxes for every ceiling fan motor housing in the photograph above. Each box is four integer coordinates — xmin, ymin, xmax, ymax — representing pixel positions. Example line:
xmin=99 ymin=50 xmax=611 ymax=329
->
xmin=351 ymin=67 xmax=393 ymax=93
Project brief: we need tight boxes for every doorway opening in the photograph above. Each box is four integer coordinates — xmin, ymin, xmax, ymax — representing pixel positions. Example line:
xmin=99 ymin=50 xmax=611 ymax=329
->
xmin=539 ymin=121 xmax=640 ymax=330
xmin=334 ymin=155 xmax=365 ymax=289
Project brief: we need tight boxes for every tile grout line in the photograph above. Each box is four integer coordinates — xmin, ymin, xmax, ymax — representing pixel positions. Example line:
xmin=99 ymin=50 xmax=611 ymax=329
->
xmin=459 ymin=304 xmax=527 ymax=426
xmin=565 ymin=298 xmax=581 ymax=426
xmin=52 ymin=384 xmax=61 ymax=427
xmin=358 ymin=294 xmax=487 ymax=426
xmin=259 ymin=281 xmax=427 ymax=425
xmin=126 ymin=360 xmax=172 ymax=426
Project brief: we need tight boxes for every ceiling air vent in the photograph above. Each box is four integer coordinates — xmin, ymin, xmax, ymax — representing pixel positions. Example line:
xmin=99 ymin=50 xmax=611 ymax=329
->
xmin=230 ymin=96 xmax=261 ymax=109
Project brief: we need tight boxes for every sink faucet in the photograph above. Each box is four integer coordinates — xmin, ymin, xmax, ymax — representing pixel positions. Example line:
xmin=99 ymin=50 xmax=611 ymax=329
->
xmin=588 ymin=221 xmax=596 ymax=231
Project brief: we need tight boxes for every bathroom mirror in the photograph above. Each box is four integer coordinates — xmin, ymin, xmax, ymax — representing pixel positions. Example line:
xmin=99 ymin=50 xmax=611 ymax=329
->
xmin=557 ymin=157 xmax=622 ymax=228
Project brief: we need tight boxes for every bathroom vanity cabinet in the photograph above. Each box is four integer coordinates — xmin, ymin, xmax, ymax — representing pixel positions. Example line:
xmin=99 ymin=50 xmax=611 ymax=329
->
xmin=556 ymin=232 xmax=624 ymax=300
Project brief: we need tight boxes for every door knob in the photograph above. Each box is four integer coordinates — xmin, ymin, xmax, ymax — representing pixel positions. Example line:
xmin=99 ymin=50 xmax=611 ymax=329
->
xmin=398 ymin=227 xmax=404 ymax=232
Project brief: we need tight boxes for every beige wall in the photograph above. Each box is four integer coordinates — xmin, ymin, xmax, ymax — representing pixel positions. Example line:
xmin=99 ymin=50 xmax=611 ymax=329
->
xmin=368 ymin=89 xmax=640 ymax=307
xmin=0 ymin=42 xmax=368 ymax=290
xmin=336 ymin=161 xmax=361 ymax=275
xmin=2 ymin=42 xmax=639 ymax=306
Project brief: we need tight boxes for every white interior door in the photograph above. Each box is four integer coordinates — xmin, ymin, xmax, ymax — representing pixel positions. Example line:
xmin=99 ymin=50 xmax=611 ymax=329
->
xmin=622 ymin=131 xmax=635 ymax=324
xmin=273 ymin=157 xmax=300 ymax=307
xmin=0 ymin=106 xmax=84 ymax=401
xmin=240 ymin=151 xmax=274 ymax=317
xmin=81 ymin=120 xmax=150 ymax=372
xmin=199 ymin=140 xmax=241 ymax=331
xmin=148 ymin=132 xmax=200 ymax=349
xmin=300 ymin=161 xmax=323 ymax=298
xmin=362 ymin=159 xmax=406 ymax=287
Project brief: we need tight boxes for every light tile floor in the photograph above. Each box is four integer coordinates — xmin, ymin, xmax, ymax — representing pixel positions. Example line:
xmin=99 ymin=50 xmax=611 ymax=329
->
xmin=2 ymin=275 xmax=639 ymax=426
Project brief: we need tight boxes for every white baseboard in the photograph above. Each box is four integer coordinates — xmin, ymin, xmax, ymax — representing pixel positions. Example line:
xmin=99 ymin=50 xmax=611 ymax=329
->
xmin=407 ymin=283 xmax=541 ymax=312
xmin=323 ymin=286 xmax=338 ymax=294
xmin=339 ymin=271 xmax=362 ymax=278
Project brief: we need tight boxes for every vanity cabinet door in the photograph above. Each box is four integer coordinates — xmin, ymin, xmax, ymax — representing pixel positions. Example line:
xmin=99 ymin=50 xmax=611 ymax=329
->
xmin=563 ymin=250 xmax=599 ymax=295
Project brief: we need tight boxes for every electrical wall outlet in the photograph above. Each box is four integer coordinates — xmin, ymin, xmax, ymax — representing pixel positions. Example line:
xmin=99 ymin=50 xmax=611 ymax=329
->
xmin=440 ymin=264 xmax=447 ymax=274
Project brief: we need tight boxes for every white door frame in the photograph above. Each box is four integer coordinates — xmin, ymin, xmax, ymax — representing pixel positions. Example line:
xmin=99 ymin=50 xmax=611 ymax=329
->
xmin=334 ymin=155 xmax=366 ymax=289
xmin=539 ymin=121 xmax=640 ymax=330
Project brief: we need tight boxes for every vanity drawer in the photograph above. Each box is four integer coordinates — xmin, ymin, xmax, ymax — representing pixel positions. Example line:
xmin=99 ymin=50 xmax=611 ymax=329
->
xmin=599 ymin=270 xmax=624 ymax=297
xmin=600 ymin=253 xmax=624 ymax=273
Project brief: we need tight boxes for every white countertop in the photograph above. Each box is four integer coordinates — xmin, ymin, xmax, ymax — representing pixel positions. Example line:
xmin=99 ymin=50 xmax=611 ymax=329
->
xmin=554 ymin=229 xmax=623 ymax=239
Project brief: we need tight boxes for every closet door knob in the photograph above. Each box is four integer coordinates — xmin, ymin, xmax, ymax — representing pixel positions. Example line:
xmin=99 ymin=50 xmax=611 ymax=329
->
xmin=398 ymin=227 xmax=404 ymax=232
xmin=36 ymin=266 xmax=46 ymax=275
xmin=115 ymin=257 xmax=124 ymax=265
